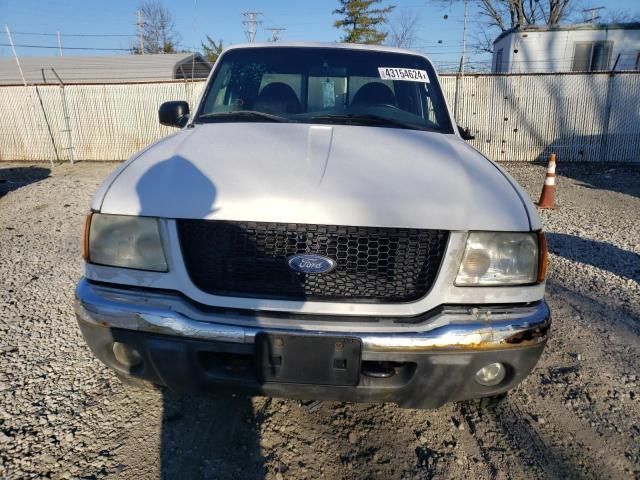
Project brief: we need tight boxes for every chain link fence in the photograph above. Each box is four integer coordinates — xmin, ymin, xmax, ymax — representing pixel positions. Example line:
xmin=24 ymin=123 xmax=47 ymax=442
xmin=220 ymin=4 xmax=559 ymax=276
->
xmin=440 ymin=72 xmax=640 ymax=162
xmin=1 ymin=72 xmax=639 ymax=162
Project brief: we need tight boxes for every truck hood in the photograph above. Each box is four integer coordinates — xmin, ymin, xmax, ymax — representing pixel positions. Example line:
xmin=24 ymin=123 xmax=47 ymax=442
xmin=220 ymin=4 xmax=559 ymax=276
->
xmin=97 ymin=123 xmax=533 ymax=231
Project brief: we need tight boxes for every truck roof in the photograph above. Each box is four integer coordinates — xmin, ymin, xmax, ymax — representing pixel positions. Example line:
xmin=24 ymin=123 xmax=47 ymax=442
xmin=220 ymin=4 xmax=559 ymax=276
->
xmin=223 ymin=41 xmax=428 ymax=58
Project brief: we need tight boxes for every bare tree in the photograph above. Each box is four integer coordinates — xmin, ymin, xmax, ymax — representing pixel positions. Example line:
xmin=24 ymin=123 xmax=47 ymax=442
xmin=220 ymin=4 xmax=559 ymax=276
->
xmin=133 ymin=0 xmax=181 ymax=54
xmin=471 ymin=28 xmax=496 ymax=54
xmin=600 ymin=9 xmax=640 ymax=23
xmin=473 ymin=0 xmax=573 ymax=32
xmin=542 ymin=0 xmax=572 ymax=25
xmin=386 ymin=9 xmax=420 ymax=48
xmin=449 ymin=0 xmax=575 ymax=54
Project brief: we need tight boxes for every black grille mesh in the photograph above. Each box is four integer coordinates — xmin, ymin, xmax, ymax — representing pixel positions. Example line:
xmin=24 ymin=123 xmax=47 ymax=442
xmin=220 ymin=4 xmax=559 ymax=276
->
xmin=177 ymin=220 xmax=449 ymax=303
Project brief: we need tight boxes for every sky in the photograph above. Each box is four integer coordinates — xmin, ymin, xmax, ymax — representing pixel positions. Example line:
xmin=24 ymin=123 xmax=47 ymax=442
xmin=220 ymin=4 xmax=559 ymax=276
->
xmin=1 ymin=0 xmax=638 ymax=71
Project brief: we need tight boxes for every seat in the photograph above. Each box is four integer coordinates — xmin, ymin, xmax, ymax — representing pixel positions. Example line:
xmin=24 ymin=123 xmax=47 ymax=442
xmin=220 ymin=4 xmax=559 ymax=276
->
xmin=253 ymin=82 xmax=302 ymax=114
xmin=351 ymin=82 xmax=397 ymax=107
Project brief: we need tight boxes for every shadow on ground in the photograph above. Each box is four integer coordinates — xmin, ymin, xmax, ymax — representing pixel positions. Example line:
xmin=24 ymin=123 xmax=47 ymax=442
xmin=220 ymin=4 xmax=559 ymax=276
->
xmin=546 ymin=232 xmax=640 ymax=283
xmin=551 ymin=163 xmax=640 ymax=199
xmin=160 ymin=391 xmax=264 ymax=479
xmin=0 ymin=167 xmax=50 ymax=198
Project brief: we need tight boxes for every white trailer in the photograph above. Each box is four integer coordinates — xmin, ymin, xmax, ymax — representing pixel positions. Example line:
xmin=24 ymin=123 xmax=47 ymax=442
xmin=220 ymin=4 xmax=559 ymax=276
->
xmin=492 ymin=22 xmax=640 ymax=73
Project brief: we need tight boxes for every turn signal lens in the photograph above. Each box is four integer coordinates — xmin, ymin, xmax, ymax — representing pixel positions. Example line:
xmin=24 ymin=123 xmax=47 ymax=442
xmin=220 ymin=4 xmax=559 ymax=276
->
xmin=82 ymin=212 xmax=93 ymax=261
xmin=537 ymin=231 xmax=548 ymax=283
xmin=461 ymin=249 xmax=491 ymax=277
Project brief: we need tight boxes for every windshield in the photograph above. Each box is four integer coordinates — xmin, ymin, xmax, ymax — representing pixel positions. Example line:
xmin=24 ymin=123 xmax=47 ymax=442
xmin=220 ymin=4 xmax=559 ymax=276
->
xmin=195 ymin=47 xmax=454 ymax=133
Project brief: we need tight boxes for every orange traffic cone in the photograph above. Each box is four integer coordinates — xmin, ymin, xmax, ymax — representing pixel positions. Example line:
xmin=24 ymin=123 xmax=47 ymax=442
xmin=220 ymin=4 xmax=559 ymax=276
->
xmin=537 ymin=153 xmax=557 ymax=209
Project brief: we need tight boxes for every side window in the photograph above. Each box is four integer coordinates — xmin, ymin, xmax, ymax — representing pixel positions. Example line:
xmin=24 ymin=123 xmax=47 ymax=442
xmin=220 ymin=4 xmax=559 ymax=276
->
xmin=591 ymin=41 xmax=612 ymax=71
xmin=203 ymin=62 xmax=232 ymax=112
xmin=572 ymin=41 xmax=613 ymax=72
xmin=424 ymin=84 xmax=437 ymax=124
xmin=572 ymin=43 xmax=592 ymax=71
xmin=393 ymin=81 xmax=424 ymax=118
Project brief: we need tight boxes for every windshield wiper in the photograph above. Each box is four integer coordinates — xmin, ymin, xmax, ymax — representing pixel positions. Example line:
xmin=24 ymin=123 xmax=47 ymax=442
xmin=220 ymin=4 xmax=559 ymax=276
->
xmin=307 ymin=113 xmax=429 ymax=131
xmin=196 ymin=110 xmax=291 ymax=123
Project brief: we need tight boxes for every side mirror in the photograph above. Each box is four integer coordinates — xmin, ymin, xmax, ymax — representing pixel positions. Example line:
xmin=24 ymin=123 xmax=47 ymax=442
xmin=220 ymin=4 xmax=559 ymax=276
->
xmin=457 ymin=125 xmax=475 ymax=141
xmin=159 ymin=101 xmax=190 ymax=128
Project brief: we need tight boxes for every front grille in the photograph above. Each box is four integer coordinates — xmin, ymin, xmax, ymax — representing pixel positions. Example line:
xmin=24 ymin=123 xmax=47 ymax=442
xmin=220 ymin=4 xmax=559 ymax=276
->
xmin=177 ymin=220 xmax=449 ymax=303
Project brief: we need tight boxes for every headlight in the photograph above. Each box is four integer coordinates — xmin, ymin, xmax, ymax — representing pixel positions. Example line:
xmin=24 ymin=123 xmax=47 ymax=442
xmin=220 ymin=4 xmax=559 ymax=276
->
xmin=85 ymin=213 xmax=168 ymax=271
xmin=455 ymin=232 xmax=539 ymax=286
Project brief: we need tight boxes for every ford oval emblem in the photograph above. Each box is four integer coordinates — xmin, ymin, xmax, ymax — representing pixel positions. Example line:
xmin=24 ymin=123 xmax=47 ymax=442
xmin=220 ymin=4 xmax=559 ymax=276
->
xmin=287 ymin=254 xmax=336 ymax=274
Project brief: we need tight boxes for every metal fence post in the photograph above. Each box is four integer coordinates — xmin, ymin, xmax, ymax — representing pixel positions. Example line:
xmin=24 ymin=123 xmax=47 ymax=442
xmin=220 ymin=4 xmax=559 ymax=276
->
xmin=34 ymin=85 xmax=59 ymax=167
xmin=601 ymin=72 xmax=616 ymax=162
xmin=453 ymin=74 xmax=460 ymax=123
xmin=51 ymin=68 xmax=74 ymax=165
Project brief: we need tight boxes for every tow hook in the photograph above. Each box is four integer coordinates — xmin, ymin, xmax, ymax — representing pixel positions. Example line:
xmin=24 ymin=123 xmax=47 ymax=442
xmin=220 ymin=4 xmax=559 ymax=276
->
xmin=362 ymin=361 xmax=398 ymax=378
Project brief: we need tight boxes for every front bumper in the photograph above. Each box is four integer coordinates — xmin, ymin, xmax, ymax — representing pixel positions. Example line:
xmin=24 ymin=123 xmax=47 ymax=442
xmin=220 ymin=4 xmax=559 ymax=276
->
xmin=75 ymin=279 xmax=550 ymax=409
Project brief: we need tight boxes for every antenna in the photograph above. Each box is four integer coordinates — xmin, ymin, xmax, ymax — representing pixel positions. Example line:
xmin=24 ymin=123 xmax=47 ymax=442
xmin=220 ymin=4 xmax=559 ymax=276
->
xmin=266 ymin=27 xmax=285 ymax=42
xmin=241 ymin=12 xmax=263 ymax=42
xmin=582 ymin=6 xmax=604 ymax=23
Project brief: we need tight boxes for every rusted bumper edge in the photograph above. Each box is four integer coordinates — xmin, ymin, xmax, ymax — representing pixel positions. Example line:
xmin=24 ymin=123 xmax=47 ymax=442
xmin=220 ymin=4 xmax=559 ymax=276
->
xmin=75 ymin=279 xmax=550 ymax=354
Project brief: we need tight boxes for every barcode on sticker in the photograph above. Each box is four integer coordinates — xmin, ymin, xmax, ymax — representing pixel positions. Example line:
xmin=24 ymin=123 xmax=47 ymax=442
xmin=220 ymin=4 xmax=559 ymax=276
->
xmin=378 ymin=67 xmax=429 ymax=82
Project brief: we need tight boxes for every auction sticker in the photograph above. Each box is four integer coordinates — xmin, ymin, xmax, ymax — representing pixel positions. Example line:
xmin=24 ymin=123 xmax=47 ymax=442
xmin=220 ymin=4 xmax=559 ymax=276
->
xmin=378 ymin=67 xmax=429 ymax=82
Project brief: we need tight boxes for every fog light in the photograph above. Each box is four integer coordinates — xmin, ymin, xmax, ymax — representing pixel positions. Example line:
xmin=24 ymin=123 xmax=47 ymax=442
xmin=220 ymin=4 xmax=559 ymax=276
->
xmin=474 ymin=362 xmax=506 ymax=386
xmin=112 ymin=342 xmax=143 ymax=368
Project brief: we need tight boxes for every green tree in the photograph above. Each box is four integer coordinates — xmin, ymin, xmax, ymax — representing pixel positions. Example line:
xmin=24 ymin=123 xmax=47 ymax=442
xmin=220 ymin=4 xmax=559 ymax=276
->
xmin=333 ymin=0 xmax=395 ymax=44
xmin=201 ymin=36 xmax=224 ymax=63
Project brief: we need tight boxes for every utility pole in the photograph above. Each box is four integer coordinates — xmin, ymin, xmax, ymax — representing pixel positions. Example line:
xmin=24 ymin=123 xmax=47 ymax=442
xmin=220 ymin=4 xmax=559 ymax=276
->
xmin=266 ymin=27 xmax=285 ymax=42
xmin=241 ymin=12 xmax=262 ymax=42
xmin=57 ymin=31 xmax=63 ymax=56
xmin=137 ymin=10 xmax=145 ymax=54
xmin=5 ymin=25 xmax=26 ymax=86
xmin=453 ymin=0 xmax=468 ymax=123
xmin=460 ymin=0 xmax=467 ymax=79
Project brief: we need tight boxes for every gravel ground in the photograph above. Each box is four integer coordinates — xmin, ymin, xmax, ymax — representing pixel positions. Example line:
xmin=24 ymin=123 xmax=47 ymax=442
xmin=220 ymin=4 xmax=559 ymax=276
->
xmin=0 ymin=161 xmax=639 ymax=479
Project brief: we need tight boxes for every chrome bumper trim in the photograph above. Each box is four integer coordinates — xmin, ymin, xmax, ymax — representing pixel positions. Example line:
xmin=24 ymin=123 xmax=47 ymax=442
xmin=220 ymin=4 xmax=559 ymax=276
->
xmin=75 ymin=279 xmax=550 ymax=353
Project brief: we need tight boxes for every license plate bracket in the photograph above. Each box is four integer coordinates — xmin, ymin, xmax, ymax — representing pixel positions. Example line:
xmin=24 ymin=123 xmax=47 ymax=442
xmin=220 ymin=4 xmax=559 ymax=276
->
xmin=256 ymin=333 xmax=361 ymax=386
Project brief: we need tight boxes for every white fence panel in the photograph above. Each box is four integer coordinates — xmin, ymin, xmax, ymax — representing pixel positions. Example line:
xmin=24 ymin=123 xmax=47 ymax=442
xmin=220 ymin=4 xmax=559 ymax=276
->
xmin=0 ymin=81 xmax=204 ymax=162
xmin=0 ymin=73 xmax=639 ymax=162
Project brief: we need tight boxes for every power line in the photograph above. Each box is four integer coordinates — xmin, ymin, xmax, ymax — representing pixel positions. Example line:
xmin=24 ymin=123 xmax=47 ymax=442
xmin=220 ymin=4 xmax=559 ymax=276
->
xmin=11 ymin=31 xmax=136 ymax=37
xmin=0 ymin=43 xmax=131 ymax=51
xmin=416 ymin=48 xmax=468 ymax=52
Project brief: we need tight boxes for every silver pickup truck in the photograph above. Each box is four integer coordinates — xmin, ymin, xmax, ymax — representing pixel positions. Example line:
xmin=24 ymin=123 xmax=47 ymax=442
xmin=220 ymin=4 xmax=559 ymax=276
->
xmin=76 ymin=42 xmax=550 ymax=409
